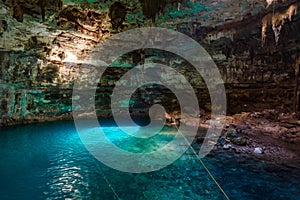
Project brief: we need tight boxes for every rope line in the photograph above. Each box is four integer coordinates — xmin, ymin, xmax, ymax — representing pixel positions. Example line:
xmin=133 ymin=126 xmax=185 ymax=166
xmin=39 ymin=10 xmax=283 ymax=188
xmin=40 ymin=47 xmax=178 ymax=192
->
xmin=175 ymin=125 xmax=231 ymax=200
xmin=99 ymin=166 xmax=121 ymax=200
xmin=98 ymin=124 xmax=230 ymax=200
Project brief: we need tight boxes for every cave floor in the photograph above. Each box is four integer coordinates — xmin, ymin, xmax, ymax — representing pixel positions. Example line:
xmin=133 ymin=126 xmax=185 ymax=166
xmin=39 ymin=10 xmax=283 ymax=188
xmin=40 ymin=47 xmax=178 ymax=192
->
xmin=196 ymin=109 xmax=300 ymax=170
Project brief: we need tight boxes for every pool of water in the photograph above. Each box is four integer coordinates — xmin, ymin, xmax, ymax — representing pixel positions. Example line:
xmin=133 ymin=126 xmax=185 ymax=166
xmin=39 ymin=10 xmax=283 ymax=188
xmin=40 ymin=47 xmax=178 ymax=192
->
xmin=0 ymin=120 xmax=299 ymax=200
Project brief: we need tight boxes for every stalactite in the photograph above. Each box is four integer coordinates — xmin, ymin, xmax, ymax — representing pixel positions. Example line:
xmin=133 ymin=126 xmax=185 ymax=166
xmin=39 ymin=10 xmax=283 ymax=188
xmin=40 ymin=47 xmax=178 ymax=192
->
xmin=266 ymin=0 xmax=275 ymax=8
xmin=109 ymin=1 xmax=126 ymax=31
xmin=139 ymin=0 xmax=167 ymax=24
xmin=286 ymin=2 xmax=298 ymax=21
xmin=272 ymin=23 xmax=282 ymax=45
xmin=261 ymin=2 xmax=298 ymax=47
xmin=261 ymin=13 xmax=271 ymax=46
xmin=266 ymin=0 xmax=288 ymax=8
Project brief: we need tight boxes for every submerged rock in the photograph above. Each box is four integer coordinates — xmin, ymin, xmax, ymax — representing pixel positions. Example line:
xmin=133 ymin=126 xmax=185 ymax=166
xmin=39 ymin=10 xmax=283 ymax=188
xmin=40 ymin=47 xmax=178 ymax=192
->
xmin=223 ymin=144 xmax=231 ymax=150
xmin=217 ymin=137 xmax=226 ymax=146
xmin=254 ymin=147 xmax=264 ymax=154
xmin=226 ymin=129 xmax=238 ymax=139
xmin=231 ymin=137 xmax=248 ymax=146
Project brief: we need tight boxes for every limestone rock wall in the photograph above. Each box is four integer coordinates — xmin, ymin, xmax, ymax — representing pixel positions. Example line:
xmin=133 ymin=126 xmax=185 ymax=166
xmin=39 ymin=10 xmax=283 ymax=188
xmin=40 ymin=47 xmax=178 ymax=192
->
xmin=0 ymin=0 xmax=299 ymax=126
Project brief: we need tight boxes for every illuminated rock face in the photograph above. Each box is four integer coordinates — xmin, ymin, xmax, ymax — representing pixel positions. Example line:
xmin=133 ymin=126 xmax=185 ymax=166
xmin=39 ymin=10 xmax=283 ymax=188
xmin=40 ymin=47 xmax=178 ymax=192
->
xmin=261 ymin=2 xmax=298 ymax=46
xmin=0 ymin=0 xmax=300 ymax=125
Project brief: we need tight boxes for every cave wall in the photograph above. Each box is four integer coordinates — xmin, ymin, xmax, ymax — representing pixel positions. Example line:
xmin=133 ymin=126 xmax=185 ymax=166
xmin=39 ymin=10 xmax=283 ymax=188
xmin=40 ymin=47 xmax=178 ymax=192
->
xmin=204 ymin=1 xmax=300 ymax=113
xmin=0 ymin=0 xmax=300 ymax=126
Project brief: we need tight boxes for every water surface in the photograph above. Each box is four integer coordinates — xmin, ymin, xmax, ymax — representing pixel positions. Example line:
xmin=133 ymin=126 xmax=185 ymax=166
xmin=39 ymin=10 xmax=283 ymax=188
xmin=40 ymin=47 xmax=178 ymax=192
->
xmin=0 ymin=120 xmax=299 ymax=199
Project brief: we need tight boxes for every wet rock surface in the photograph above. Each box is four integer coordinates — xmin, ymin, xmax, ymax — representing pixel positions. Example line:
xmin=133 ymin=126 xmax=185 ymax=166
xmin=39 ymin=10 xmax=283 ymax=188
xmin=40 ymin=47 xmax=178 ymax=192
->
xmin=193 ymin=109 xmax=300 ymax=170
xmin=0 ymin=2 xmax=299 ymax=171
xmin=0 ymin=3 xmax=299 ymax=197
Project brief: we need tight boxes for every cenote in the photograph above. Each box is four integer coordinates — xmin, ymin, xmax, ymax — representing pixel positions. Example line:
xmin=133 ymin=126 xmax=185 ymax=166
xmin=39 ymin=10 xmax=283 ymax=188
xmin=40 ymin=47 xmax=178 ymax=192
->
xmin=0 ymin=120 xmax=299 ymax=200
xmin=1 ymin=0 xmax=300 ymax=199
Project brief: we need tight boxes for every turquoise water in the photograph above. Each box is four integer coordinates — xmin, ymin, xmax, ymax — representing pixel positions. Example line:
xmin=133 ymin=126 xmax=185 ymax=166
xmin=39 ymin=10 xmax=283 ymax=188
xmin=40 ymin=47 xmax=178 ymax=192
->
xmin=0 ymin=120 xmax=299 ymax=200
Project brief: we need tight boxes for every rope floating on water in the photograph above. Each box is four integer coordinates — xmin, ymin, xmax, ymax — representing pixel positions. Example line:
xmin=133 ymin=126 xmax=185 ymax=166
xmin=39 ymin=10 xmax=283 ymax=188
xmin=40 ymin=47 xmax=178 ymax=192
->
xmin=98 ymin=166 xmax=121 ymax=200
xmin=175 ymin=125 xmax=231 ymax=200
xmin=98 ymin=124 xmax=230 ymax=200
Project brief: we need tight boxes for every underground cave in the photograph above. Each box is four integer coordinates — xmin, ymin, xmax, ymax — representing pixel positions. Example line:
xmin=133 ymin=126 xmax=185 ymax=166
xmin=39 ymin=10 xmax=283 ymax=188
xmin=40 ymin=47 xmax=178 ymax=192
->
xmin=0 ymin=0 xmax=300 ymax=199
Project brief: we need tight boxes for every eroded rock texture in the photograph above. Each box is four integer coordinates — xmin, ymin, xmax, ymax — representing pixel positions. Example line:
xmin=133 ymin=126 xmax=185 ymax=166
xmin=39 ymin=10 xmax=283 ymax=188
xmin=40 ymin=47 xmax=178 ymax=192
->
xmin=0 ymin=0 xmax=300 ymax=126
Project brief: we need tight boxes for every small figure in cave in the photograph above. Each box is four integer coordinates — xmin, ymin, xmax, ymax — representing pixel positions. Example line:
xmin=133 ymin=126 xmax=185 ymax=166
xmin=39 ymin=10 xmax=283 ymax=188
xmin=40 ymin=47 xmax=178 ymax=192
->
xmin=109 ymin=2 xmax=126 ymax=31
xmin=12 ymin=4 xmax=23 ymax=22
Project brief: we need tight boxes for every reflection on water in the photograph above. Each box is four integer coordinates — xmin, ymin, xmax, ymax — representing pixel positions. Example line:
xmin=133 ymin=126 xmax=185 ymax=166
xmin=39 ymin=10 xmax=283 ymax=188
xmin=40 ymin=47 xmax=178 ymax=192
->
xmin=0 ymin=120 xmax=299 ymax=200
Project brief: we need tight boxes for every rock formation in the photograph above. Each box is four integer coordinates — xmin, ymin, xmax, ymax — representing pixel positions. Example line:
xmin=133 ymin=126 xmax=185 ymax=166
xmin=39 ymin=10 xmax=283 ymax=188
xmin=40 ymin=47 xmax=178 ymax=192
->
xmin=0 ymin=0 xmax=299 ymax=126
xmin=139 ymin=0 xmax=167 ymax=24
xmin=109 ymin=1 xmax=127 ymax=30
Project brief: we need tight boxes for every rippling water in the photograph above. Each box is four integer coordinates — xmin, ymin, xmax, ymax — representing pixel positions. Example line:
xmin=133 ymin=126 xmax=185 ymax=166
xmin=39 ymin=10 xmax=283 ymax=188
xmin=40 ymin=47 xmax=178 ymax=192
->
xmin=0 ymin=120 xmax=299 ymax=200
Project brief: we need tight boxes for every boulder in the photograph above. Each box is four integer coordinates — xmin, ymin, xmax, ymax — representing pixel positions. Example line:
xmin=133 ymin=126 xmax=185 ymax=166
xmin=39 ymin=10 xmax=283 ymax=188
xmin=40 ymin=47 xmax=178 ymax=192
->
xmin=254 ymin=147 xmax=264 ymax=154
xmin=231 ymin=137 xmax=247 ymax=146
xmin=217 ymin=137 xmax=226 ymax=146
xmin=226 ymin=129 xmax=238 ymax=139
xmin=223 ymin=144 xmax=231 ymax=150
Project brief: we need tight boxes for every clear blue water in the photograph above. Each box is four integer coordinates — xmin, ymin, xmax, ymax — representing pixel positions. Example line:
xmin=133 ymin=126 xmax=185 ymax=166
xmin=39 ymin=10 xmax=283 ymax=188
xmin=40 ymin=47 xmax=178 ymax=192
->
xmin=0 ymin=120 xmax=299 ymax=200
